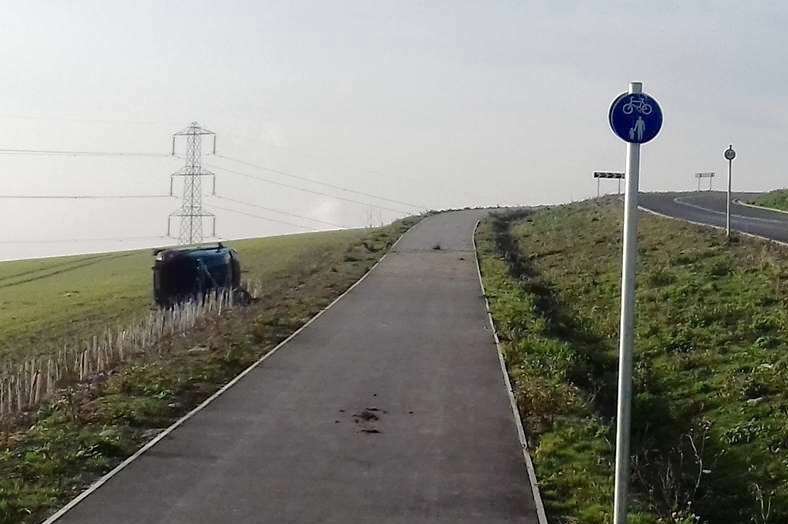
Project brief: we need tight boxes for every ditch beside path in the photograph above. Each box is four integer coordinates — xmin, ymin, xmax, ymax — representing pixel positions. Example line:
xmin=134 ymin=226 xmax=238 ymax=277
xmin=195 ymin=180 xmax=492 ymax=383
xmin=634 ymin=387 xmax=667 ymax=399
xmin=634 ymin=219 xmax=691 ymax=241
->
xmin=54 ymin=210 xmax=539 ymax=524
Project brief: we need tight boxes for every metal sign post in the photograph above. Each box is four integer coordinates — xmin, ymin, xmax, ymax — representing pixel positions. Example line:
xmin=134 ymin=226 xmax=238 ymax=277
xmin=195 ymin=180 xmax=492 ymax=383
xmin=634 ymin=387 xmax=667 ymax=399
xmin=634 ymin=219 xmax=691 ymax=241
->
xmin=593 ymin=172 xmax=625 ymax=198
xmin=724 ymin=146 xmax=736 ymax=237
xmin=608 ymin=82 xmax=662 ymax=524
xmin=695 ymin=172 xmax=715 ymax=191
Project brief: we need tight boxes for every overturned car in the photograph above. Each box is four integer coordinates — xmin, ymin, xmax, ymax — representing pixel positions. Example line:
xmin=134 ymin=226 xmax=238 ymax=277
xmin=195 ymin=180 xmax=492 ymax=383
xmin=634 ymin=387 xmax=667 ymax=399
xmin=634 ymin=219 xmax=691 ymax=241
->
xmin=153 ymin=244 xmax=249 ymax=307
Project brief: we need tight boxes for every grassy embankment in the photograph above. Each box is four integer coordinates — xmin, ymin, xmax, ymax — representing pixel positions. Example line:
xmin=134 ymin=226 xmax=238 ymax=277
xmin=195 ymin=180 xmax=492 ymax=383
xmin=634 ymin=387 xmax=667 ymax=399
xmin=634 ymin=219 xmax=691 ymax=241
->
xmin=0 ymin=218 xmax=419 ymax=523
xmin=0 ymin=230 xmax=381 ymax=360
xmin=477 ymin=200 xmax=787 ymax=524
xmin=751 ymin=189 xmax=788 ymax=212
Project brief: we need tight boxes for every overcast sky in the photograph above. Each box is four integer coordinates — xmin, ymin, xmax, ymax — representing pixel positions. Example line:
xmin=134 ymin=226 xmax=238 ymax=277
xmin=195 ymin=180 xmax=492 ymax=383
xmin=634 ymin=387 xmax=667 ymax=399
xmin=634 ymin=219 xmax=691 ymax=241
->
xmin=0 ymin=0 xmax=786 ymax=260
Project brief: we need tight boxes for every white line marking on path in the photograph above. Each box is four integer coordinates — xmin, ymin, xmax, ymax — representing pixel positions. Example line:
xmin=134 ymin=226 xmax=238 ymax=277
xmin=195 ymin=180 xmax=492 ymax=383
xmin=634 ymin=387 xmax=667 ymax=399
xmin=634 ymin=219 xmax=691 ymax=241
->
xmin=673 ymin=196 xmax=786 ymax=224
xmin=639 ymin=206 xmax=788 ymax=248
xmin=734 ymin=199 xmax=788 ymax=216
xmin=472 ymin=218 xmax=548 ymax=524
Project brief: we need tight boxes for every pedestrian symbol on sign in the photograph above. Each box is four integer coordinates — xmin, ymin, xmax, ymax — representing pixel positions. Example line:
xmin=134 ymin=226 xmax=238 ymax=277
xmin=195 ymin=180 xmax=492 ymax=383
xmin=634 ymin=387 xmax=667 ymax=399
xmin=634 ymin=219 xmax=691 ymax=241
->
xmin=628 ymin=116 xmax=646 ymax=141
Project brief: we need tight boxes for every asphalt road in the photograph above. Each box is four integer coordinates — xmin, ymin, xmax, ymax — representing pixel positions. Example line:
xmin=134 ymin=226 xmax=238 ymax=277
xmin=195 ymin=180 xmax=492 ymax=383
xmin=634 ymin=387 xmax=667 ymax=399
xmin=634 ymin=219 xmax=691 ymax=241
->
xmin=55 ymin=210 xmax=538 ymax=524
xmin=639 ymin=191 xmax=788 ymax=243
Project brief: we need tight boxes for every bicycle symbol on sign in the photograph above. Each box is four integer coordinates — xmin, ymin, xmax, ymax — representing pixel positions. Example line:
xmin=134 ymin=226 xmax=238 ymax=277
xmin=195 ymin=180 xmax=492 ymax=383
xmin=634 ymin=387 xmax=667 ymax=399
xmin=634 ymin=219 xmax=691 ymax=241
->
xmin=622 ymin=96 xmax=653 ymax=115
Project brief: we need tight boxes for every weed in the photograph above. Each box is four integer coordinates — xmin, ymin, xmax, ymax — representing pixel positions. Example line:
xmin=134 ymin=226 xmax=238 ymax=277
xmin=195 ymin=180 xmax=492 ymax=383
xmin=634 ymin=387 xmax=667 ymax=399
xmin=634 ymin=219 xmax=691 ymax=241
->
xmin=751 ymin=483 xmax=774 ymax=524
xmin=646 ymin=267 xmax=677 ymax=287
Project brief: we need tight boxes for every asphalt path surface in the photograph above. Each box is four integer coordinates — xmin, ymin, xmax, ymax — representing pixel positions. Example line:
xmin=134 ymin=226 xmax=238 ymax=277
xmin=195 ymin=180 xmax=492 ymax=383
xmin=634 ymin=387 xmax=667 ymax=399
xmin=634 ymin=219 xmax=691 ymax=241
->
xmin=639 ymin=191 xmax=788 ymax=243
xmin=56 ymin=210 xmax=538 ymax=524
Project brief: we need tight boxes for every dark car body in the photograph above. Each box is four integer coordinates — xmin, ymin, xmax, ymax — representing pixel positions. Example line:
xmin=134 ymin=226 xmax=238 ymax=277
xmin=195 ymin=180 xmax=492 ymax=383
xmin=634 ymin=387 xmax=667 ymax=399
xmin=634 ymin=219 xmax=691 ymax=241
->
xmin=153 ymin=244 xmax=242 ymax=306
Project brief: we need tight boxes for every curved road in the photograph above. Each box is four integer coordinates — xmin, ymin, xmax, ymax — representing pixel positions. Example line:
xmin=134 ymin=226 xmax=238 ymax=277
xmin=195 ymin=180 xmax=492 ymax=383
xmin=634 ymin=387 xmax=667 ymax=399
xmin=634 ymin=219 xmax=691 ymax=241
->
xmin=53 ymin=211 xmax=538 ymax=524
xmin=639 ymin=191 xmax=788 ymax=243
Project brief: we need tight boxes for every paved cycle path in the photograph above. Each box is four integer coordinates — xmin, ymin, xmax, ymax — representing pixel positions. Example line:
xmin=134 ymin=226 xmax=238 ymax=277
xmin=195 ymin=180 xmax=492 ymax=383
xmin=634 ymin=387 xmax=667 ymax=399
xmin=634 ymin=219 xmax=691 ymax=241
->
xmin=56 ymin=210 xmax=538 ymax=524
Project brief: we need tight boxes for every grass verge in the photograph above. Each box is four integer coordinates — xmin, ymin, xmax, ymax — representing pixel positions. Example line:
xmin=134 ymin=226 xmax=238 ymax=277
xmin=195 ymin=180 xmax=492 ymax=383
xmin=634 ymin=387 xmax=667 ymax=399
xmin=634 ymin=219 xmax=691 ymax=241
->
xmin=0 ymin=217 xmax=419 ymax=524
xmin=477 ymin=199 xmax=787 ymax=524
xmin=750 ymin=189 xmax=788 ymax=212
xmin=0 ymin=230 xmax=375 ymax=361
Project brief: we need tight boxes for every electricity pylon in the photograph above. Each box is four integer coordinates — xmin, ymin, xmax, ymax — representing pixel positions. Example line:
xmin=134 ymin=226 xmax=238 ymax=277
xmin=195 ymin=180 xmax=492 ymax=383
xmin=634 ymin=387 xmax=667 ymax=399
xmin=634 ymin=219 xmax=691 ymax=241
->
xmin=168 ymin=122 xmax=217 ymax=245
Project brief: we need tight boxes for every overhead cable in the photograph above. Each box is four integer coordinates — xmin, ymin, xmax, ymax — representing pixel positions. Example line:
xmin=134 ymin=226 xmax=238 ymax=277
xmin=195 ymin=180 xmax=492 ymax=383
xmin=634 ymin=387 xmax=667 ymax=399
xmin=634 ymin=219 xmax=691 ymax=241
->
xmin=0 ymin=194 xmax=174 ymax=199
xmin=214 ymin=153 xmax=425 ymax=210
xmin=207 ymin=204 xmax=315 ymax=231
xmin=211 ymin=195 xmax=347 ymax=229
xmin=206 ymin=163 xmax=410 ymax=215
xmin=0 ymin=113 xmax=182 ymax=127
xmin=0 ymin=235 xmax=168 ymax=244
xmin=0 ymin=147 xmax=172 ymax=158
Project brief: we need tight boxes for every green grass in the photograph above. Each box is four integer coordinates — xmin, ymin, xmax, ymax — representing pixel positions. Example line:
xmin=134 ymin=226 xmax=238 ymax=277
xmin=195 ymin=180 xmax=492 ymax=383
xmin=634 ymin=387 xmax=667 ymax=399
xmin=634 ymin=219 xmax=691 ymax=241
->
xmin=477 ymin=200 xmax=788 ymax=524
xmin=751 ymin=189 xmax=788 ymax=212
xmin=0 ymin=230 xmax=370 ymax=360
xmin=0 ymin=218 xmax=420 ymax=524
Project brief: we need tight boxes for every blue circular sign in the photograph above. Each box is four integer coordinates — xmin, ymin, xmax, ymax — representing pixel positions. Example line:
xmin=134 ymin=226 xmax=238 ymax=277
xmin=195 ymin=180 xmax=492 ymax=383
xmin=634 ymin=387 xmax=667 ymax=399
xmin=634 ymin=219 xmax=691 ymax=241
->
xmin=609 ymin=92 xmax=662 ymax=144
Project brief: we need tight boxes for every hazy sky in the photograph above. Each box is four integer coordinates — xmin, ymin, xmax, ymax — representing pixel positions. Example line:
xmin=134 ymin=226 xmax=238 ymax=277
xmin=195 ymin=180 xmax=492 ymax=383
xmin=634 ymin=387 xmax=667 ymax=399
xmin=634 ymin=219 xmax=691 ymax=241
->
xmin=0 ymin=0 xmax=786 ymax=260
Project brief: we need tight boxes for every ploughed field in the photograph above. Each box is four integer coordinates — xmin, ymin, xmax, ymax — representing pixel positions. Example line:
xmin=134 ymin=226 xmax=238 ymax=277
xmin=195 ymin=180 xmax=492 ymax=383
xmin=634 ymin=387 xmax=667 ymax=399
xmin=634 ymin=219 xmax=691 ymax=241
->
xmin=477 ymin=199 xmax=788 ymax=524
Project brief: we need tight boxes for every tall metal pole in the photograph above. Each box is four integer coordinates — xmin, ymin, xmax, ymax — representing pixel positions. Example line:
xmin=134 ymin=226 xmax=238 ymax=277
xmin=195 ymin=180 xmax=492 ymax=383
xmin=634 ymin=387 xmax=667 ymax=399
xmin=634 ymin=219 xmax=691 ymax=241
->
xmin=170 ymin=122 xmax=216 ymax=245
xmin=724 ymin=145 xmax=736 ymax=237
xmin=597 ymin=178 xmax=601 ymax=198
xmin=726 ymin=149 xmax=732 ymax=237
xmin=613 ymin=81 xmax=642 ymax=524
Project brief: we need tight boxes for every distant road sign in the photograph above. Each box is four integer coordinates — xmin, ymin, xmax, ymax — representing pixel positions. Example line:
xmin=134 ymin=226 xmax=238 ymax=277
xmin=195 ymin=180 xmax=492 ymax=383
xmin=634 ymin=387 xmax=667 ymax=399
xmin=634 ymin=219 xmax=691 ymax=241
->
xmin=609 ymin=92 xmax=663 ymax=144
xmin=695 ymin=172 xmax=715 ymax=191
xmin=724 ymin=145 xmax=736 ymax=236
xmin=593 ymin=171 xmax=625 ymax=197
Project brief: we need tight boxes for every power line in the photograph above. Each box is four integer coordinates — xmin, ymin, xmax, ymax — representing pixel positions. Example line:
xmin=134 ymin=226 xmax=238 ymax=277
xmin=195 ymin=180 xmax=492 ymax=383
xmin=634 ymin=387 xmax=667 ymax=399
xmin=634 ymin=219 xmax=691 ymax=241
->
xmin=211 ymin=195 xmax=347 ymax=229
xmin=0 ymin=113 xmax=181 ymax=127
xmin=207 ymin=203 xmax=315 ymax=231
xmin=0 ymin=147 xmax=172 ymax=158
xmin=0 ymin=194 xmax=173 ymax=199
xmin=0 ymin=235 xmax=168 ymax=244
xmin=214 ymin=154 xmax=425 ymax=210
xmin=206 ymin=163 xmax=411 ymax=215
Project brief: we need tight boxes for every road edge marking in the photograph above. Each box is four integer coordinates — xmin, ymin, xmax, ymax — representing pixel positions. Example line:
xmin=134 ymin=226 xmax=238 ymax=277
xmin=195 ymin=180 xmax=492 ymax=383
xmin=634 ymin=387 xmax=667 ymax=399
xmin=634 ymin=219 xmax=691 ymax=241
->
xmin=41 ymin=221 xmax=417 ymax=524
xmin=472 ymin=218 xmax=549 ymax=524
xmin=639 ymin=205 xmax=788 ymax=248
xmin=733 ymin=198 xmax=788 ymax=216
xmin=673 ymin=196 xmax=785 ymax=224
